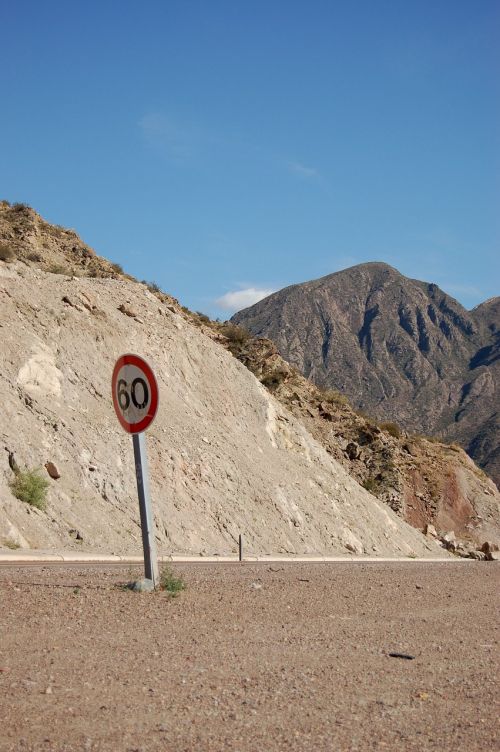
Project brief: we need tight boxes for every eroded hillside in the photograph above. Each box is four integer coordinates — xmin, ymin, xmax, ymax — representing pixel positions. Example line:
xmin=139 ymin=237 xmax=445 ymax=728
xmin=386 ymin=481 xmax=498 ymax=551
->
xmin=212 ymin=333 xmax=499 ymax=548
xmin=0 ymin=212 xmax=440 ymax=557
xmin=0 ymin=202 xmax=498 ymax=556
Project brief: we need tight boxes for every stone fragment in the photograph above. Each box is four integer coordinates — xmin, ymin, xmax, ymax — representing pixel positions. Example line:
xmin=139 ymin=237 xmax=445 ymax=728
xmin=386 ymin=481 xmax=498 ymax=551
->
xmin=485 ymin=551 xmax=500 ymax=562
xmin=45 ymin=461 xmax=61 ymax=480
xmin=78 ymin=291 xmax=96 ymax=311
xmin=62 ymin=295 xmax=85 ymax=312
xmin=318 ymin=403 xmax=334 ymax=421
xmin=6 ymin=449 xmax=19 ymax=474
xmin=439 ymin=531 xmax=458 ymax=552
xmin=345 ymin=442 xmax=360 ymax=460
xmin=424 ymin=524 xmax=437 ymax=538
xmin=403 ymin=442 xmax=418 ymax=456
xmin=117 ymin=303 xmax=138 ymax=318
xmin=468 ymin=550 xmax=485 ymax=560
xmin=131 ymin=578 xmax=155 ymax=592
xmin=481 ymin=541 xmax=499 ymax=554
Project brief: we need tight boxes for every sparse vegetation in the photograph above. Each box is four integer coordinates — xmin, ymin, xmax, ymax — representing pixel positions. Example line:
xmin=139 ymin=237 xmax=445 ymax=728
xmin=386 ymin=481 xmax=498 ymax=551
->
xmin=379 ymin=421 xmax=402 ymax=438
xmin=110 ymin=262 xmax=124 ymax=274
xmin=354 ymin=408 xmax=376 ymax=423
xmin=144 ymin=280 xmax=162 ymax=293
xmin=321 ymin=388 xmax=349 ymax=406
xmin=221 ymin=323 xmax=251 ymax=348
xmin=3 ymin=540 xmax=20 ymax=550
xmin=0 ymin=243 xmax=15 ymax=262
xmin=47 ymin=263 xmax=69 ymax=275
xmin=413 ymin=433 xmax=442 ymax=444
xmin=26 ymin=251 xmax=42 ymax=262
xmin=195 ymin=311 xmax=211 ymax=324
xmin=9 ymin=468 xmax=49 ymax=510
xmin=361 ymin=476 xmax=379 ymax=494
xmin=261 ymin=366 xmax=289 ymax=390
xmin=159 ymin=565 xmax=186 ymax=596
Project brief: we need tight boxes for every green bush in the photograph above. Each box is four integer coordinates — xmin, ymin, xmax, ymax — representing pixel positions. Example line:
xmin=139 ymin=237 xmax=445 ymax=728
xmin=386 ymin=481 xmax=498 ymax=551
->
xmin=9 ymin=468 xmax=49 ymax=510
xmin=160 ymin=565 xmax=185 ymax=597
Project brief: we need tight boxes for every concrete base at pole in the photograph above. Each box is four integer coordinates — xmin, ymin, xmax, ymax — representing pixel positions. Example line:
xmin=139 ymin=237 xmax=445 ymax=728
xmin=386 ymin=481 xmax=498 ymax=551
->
xmin=130 ymin=578 xmax=155 ymax=593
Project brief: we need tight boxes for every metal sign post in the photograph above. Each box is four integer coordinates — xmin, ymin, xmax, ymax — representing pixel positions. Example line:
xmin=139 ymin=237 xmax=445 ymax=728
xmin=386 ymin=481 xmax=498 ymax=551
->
xmin=132 ymin=432 xmax=159 ymax=586
xmin=112 ymin=354 xmax=160 ymax=589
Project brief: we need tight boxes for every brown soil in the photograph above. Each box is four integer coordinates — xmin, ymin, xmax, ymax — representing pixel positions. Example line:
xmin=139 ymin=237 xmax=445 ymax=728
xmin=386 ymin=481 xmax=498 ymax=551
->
xmin=1 ymin=562 xmax=498 ymax=751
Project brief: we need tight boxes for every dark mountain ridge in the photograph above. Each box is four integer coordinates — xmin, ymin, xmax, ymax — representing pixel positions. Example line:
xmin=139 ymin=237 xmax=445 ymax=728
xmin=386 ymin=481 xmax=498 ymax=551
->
xmin=232 ymin=263 xmax=499 ymax=485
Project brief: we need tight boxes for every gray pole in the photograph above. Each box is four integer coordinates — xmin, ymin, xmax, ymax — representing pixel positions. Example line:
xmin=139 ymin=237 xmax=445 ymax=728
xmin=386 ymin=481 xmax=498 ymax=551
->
xmin=239 ymin=533 xmax=243 ymax=562
xmin=132 ymin=432 xmax=159 ymax=588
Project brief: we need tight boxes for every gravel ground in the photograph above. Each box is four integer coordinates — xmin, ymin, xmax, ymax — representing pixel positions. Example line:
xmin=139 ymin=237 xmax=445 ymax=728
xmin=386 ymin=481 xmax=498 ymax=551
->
xmin=0 ymin=562 xmax=498 ymax=752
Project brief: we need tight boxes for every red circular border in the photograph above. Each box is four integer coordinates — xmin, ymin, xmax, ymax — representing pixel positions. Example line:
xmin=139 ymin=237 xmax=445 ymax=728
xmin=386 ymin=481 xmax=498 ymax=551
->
xmin=111 ymin=354 xmax=159 ymax=434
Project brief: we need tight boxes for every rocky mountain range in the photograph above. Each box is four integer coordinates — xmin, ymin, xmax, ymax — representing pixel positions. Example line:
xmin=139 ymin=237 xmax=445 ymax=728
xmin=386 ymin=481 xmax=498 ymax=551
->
xmin=232 ymin=263 xmax=499 ymax=487
xmin=0 ymin=202 xmax=498 ymax=556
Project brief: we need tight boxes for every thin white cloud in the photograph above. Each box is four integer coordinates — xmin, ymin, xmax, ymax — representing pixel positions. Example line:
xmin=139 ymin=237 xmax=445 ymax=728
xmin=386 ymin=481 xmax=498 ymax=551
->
xmin=441 ymin=282 xmax=483 ymax=298
xmin=139 ymin=113 xmax=196 ymax=160
xmin=288 ymin=161 xmax=319 ymax=178
xmin=215 ymin=287 xmax=276 ymax=312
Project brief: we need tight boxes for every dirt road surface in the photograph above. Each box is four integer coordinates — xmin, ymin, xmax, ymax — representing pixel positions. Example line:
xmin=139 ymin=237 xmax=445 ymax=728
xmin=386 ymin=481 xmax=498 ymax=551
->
xmin=1 ymin=562 xmax=498 ymax=751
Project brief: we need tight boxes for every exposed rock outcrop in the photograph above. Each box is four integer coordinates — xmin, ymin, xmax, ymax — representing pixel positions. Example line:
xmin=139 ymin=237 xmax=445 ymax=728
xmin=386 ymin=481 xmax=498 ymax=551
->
xmin=214 ymin=333 xmax=499 ymax=548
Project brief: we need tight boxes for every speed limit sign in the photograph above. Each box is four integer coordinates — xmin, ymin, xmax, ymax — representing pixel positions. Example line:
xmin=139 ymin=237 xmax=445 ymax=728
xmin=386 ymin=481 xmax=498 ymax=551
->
xmin=112 ymin=354 xmax=159 ymax=434
xmin=112 ymin=353 xmax=160 ymax=587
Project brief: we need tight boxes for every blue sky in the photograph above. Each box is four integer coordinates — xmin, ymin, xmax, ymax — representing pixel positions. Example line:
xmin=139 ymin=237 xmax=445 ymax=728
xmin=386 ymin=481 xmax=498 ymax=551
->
xmin=1 ymin=1 xmax=498 ymax=317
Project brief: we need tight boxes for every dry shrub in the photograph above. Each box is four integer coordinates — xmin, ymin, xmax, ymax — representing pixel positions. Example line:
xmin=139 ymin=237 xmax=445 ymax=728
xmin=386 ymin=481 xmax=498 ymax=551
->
xmin=47 ymin=263 xmax=69 ymax=275
xmin=322 ymin=388 xmax=349 ymax=406
xmin=221 ymin=323 xmax=251 ymax=346
xmin=379 ymin=421 xmax=402 ymax=438
xmin=0 ymin=243 xmax=15 ymax=262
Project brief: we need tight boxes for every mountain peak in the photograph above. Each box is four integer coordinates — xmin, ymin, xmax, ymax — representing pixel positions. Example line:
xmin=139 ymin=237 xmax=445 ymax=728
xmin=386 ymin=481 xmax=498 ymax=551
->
xmin=233 ymin=264 xmax=499 ymax=486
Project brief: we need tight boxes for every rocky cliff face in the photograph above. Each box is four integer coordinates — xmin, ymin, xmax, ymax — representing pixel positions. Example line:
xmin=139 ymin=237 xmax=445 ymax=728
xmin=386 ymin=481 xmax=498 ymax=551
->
xmin=0 ymin=204 xmax=442 ymax=557
xmin=232 ymin=263 xmax=499 ymax=486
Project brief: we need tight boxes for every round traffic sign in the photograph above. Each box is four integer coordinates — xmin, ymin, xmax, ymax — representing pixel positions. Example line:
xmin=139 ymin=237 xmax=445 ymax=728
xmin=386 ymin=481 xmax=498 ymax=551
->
xmin=112 ymin=354 xmax=159 ymax=434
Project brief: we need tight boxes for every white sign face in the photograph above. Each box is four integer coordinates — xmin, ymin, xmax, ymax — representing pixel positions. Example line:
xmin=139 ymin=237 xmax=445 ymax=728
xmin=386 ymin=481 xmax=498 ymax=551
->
xmin=112 ymin=354 xmax=159 ymax=434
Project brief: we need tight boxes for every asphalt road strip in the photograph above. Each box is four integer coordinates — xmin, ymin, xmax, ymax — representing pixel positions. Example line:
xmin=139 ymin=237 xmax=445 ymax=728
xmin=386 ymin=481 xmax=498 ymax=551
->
xmin=0 ymin=551 xmax=474 ymax=565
